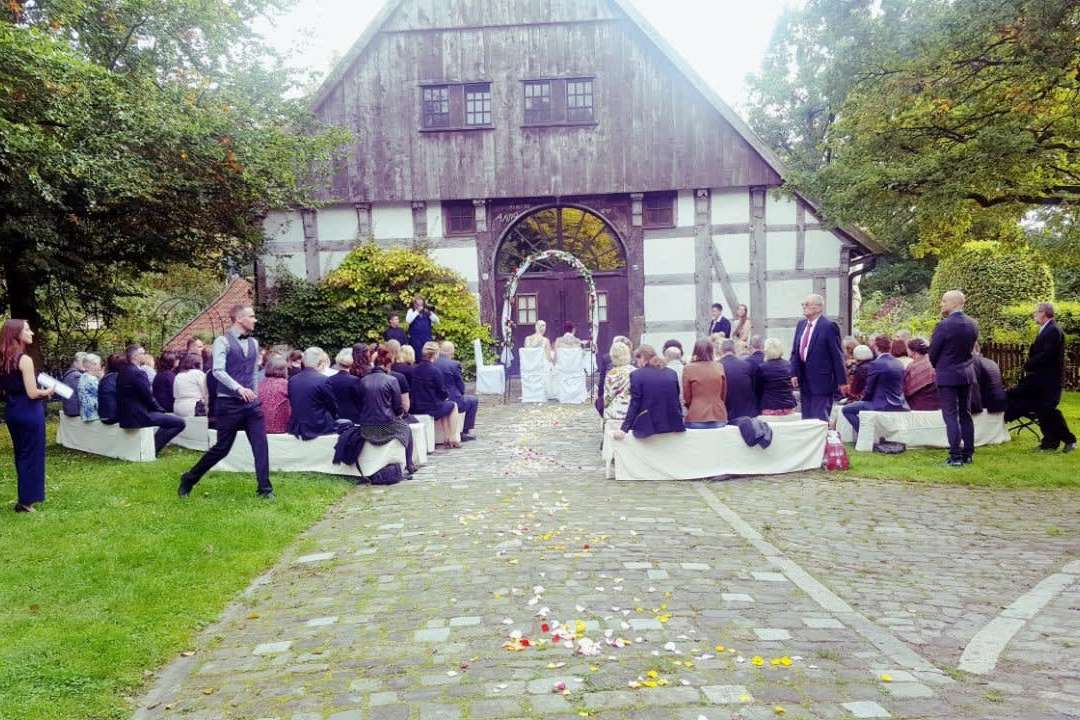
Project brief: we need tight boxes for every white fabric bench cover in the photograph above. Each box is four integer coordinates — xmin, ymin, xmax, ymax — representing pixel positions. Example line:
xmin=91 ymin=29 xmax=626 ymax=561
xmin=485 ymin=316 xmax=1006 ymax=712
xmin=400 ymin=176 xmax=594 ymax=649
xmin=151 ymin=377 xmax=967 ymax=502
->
xmin=172 ymin=416 xmax=210 ymax=451
xmin=473 ymin=338 xmax=506 ymax=395
xmin=519 ymin=347 xmax=549 ymax=403
xmin=57 ymin=413 xmax=157 ymax=462
xmin=412 ymin=414 xmax=436 ymax=453
xmin=849 ymin=409 xmax=1010 ymax=452
xmin=209 ymin=430 xmax=406 ymax=478
xmin=604 ymin=418 xmax=828 ymax=481
xmin=431 ymin=410 xmax=466 ymax=444
xmin=554 ymin=347 xmax=587 ymax=404
xmin=408 ymin=421 xmax=427 ymax=466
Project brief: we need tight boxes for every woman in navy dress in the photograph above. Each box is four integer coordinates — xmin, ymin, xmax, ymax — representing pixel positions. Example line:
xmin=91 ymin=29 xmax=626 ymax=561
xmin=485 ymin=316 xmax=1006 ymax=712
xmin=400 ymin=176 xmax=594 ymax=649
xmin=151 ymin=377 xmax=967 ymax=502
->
xmin=1 ymin=320 xmax=54 ymax=512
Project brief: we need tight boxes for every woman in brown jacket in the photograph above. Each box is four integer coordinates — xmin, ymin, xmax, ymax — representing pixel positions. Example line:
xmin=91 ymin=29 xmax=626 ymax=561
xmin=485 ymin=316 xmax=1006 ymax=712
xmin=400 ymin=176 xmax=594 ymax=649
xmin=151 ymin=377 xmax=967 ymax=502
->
xmin=682 ymin=339 xmax=728 ymax=428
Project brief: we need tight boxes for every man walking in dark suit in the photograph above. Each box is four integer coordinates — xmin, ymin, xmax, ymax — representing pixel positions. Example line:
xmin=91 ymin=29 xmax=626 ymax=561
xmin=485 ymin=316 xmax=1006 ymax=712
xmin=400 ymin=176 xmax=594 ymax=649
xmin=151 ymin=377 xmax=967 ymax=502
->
xmin=117 ymin=345 xmax=186 ymax=454
xmin=179 ymin=304 xmax=274 ymax=498
xmin=789 ymin=293 xmax=847 ymax=422
xmin=929 ymin=290 xmax=980 ymax=466
xmin=1008 ymin=303 xmax=1076 ymax=453
xmin=707 ymin=303 xmax=731 ymax=338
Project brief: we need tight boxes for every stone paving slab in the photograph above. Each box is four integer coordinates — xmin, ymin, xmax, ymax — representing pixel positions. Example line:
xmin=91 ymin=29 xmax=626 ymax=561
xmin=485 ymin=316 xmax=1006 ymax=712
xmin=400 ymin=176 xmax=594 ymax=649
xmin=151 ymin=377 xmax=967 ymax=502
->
xmin=135 ymin=402 xmax=1078 ymax=720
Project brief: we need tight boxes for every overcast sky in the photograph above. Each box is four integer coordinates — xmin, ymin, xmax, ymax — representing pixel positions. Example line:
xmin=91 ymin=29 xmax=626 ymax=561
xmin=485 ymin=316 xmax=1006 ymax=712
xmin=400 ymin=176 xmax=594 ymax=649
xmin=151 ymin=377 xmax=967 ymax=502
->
xmin=259 ymin=0 xmax=796 ymax=112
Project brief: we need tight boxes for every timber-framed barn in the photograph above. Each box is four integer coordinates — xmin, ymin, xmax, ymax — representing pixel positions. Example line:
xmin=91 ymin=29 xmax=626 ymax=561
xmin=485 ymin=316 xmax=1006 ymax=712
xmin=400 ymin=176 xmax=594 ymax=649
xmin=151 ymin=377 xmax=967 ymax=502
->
xmin=258 ymin=0 xmax=880 ymax=365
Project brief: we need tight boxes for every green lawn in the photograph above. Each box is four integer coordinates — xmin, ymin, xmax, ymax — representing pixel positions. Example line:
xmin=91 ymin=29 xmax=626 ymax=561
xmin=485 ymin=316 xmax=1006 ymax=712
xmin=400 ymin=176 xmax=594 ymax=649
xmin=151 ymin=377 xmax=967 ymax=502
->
xmin=847 ymin=391 xmax=1080 ymax=488
xmin=0 ymin=423 xmax=349 ymax=720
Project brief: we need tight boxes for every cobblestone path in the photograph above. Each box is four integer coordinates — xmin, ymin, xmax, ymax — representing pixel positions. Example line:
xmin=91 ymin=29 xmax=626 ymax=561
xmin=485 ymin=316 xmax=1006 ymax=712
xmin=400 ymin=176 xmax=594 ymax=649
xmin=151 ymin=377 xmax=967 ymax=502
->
xmin=136 ymin=402 xmax=1080 ymax=720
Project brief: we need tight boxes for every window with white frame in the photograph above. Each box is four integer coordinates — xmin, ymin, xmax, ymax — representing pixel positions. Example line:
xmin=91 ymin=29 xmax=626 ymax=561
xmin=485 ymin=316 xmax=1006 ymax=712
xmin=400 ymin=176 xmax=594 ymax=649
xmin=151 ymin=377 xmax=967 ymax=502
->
xmin=516 ymin=294 xmax=538 ymax=325
xmin=596 ymin=292 xmax=608 ymax=322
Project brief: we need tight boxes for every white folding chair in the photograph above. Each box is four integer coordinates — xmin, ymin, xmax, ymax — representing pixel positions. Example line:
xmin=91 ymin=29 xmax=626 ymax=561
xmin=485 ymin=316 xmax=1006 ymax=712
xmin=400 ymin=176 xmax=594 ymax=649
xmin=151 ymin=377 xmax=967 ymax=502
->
xmin=554 ymin=347 xmax=588 ymax=404
xmin=519 ymin=347 xmax=548 ymax=403
xmin=473 ymin=338 xmax=505 ymax=395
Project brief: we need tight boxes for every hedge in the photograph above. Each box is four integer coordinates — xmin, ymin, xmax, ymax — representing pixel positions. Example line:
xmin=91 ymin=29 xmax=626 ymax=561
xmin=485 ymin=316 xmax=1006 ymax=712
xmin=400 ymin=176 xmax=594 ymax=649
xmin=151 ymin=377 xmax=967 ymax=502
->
xmin=994 ymin=300 xmax=1080 ymax=343
xmin=929 ymin=241 xmax=1053 ymax=333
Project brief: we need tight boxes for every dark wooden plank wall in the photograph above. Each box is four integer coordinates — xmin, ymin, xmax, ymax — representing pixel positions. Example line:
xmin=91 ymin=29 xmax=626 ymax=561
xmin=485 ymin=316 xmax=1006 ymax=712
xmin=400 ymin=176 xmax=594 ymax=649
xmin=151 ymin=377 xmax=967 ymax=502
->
xmin=313 ymin=0 xmax=781 ymax=203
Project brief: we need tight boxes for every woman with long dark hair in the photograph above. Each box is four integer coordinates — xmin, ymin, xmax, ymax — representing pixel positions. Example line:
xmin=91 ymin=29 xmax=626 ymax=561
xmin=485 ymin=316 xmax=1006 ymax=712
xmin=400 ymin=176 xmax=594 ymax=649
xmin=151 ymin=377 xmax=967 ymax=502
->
xmin=0 ymin=320 xmax=54 ymax=512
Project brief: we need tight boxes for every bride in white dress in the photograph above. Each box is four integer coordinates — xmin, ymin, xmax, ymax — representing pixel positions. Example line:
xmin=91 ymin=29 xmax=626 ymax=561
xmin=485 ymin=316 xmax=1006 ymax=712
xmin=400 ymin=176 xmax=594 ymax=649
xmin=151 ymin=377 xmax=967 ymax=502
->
xmin=523 ymin=320 xmax=557 ymax=398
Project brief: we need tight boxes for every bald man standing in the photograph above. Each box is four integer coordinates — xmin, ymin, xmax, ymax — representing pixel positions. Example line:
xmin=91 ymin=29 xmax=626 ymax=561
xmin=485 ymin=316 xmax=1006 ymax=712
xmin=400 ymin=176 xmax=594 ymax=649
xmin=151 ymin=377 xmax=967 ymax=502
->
xmin=929 ymin=290 xmax=980 ymax=466
xmin=789 ymin=294 xmax=847 ymax=422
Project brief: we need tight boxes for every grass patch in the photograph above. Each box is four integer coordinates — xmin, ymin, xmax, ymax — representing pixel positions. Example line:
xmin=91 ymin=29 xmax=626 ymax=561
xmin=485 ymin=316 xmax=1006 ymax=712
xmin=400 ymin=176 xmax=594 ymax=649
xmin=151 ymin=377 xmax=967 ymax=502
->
xmin=846 ymin=392 xmax=1080 ymax=488
xmin=0 ymin=422 xmax=349 ymax=720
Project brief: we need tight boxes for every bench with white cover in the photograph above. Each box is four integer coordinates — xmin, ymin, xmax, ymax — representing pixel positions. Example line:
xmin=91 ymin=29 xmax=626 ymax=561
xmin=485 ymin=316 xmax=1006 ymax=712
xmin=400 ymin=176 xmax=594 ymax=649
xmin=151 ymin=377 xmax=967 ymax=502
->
xmin=209 ymin=430 xmax=406 ymax=479
xmin=831 ymin=407 xmax=1010 ymax=452
xmin=57 ymin=413 xmax=157 ymax=462
xmin=602 ymin=418 xmax=828 ymax=481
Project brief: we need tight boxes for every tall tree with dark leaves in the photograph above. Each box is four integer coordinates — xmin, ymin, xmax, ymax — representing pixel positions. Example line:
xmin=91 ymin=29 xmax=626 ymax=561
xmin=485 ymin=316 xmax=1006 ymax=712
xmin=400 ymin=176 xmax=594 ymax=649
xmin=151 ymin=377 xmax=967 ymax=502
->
xmin=0 ymin=1 xmax=347 ymax=359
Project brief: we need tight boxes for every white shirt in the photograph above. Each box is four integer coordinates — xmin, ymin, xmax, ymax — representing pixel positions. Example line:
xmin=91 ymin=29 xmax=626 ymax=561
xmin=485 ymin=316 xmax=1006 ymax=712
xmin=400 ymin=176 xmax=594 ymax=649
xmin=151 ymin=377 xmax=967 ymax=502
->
xmin=406 ymin=308 xmax=439 ymax=325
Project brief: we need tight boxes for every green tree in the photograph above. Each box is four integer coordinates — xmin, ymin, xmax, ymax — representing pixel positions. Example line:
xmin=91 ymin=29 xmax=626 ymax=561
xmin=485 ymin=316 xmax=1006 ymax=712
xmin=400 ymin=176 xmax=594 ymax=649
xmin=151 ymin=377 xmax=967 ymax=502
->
xmin=0 ymin=2 xmax=347 ymax=358
xmin=802 ymin=0 xmax=1080 ymax=257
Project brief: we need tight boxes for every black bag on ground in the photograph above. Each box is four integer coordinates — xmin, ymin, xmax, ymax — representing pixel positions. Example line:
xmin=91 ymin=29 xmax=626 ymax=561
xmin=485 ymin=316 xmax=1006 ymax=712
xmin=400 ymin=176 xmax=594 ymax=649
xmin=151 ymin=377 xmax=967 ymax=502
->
xmin=873 ymin=440 xmax=906 ymax=454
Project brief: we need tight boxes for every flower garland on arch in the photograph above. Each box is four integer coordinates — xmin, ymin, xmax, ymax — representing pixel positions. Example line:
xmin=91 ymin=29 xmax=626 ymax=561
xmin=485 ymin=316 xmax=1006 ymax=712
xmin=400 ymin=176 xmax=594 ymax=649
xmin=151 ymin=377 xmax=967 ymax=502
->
xmin=500 ymin=249 xmax=599 ymax=365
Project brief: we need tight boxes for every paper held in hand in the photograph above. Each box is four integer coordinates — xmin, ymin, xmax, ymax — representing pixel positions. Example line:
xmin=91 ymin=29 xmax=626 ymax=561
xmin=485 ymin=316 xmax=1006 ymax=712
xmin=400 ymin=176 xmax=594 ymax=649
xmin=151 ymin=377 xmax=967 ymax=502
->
xmin=37 ymin=372 xmax=74 ymax=399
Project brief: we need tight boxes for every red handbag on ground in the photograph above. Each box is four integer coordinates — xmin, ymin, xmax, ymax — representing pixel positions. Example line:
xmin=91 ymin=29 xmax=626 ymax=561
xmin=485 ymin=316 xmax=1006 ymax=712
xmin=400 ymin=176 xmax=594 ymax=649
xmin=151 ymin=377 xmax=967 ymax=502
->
xmin=823 ymin=430 xmax=849 ymax=471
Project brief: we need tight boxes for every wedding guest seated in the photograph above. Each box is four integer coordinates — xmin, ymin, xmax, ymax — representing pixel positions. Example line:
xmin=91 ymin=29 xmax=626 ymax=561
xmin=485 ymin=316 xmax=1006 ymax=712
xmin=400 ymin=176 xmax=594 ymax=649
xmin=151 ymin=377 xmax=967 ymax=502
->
xmin=845 ymin=344 xmax=874 ymax=401
xmin=554 ymin=321 xmax=582 ymax=361
xmin=186 ymin=337 xmax=205 ymax=356
xmin=596 ymin=335 xmax=631 ymax=417
xmin=392 ymin=344 xmax=417 ymax=392
xmin=612 ymin=345 xmax=684 ymax=440
xmin=331 ymin=347 xmax=354 ymax=374
xmin=437 ymin=340 xmax=478 ymax=441
xmin=326 ymin=343 xmax=366 ymax=423
xmin=61 ymin=352 xmax=86 ymax=417
xmin=173 ymin=353 xmax=209 ymax=417
xmin=286 ymin=349 xmax=303 ymax=378
xmin=117 ymin=345 xmax=185 ymax=454
xmin=525 ymin=320 xmax=554 ymax=364
xmin=135 ymin=351 xmax=157 ymax=383
xmin=411 ymin=341 xmax=462 ymax=448
xmin=746 ymin=335 xmax=765 ymax=373
xmin=719 ymin=339 xmax=757 ymax=419
xmin=682 ymin=339 xmax=727 ymax=428
xmin=78 ymin=354 xmax=104 ymax=421
xmin=257 ymin=353 xmax=291 ymax=434
xmin=287 ymin=347 xmax=340 ymax=440
xmin=97 ymin=353 xmax=125 ymax=424
xmin=153 ymin=351 xmax=179 ymax=412
xmin=734 ymin=339 xmax=751 ymax=358
xmin=663 ymin=345 xmax=685 ymax=404
xmin=843 ymin=336 xmax=859 ymax=369
xmin=903 ymin=339 xmax=940 ymax=410
xmin=602 ymin=340 xmax=633 ymax=425
xmin=842 ymin=335 xmax=908 ymax=440
xmin=756 ymin=338 xmax=797 ymax=416
xmin=892 ymin=338 xmax=912 ymax=369
xmin=380 ymin=343 xmax=412 ymax=414
xmin=358 ymin=345 xmax=416 ymax=477
xmin=383 ymin=312 xmax=408 ymax=345
xmin=973 ymin=344 xmax=1007 ymax=414
xmin=709 ymin=332 xmax=727 ymax=357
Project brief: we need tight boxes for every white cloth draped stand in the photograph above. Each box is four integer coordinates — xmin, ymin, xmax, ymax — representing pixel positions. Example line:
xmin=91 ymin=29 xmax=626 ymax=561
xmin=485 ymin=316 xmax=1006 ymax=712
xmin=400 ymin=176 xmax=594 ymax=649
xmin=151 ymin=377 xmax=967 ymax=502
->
xmin=830 ymin=407 xmax=1010 ymax=452
xmin=473 ymin=338 xmax=505 ymax=395
xmin=209 ymin=430 xmax=406 ymax=478
xmin=554 ymin=347 xmax=588 ymax=404
xmin=519 ymin=347 xmax=549 ymax=403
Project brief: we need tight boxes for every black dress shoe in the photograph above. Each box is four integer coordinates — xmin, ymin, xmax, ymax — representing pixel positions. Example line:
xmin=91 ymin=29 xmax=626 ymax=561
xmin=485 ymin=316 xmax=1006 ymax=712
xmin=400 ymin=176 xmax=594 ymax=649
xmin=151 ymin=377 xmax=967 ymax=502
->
xmin=461 ymin=434 xmax=476 ymax=442
xmin=945 ymin=458 xmax=964 ymax=467
xmin=1064 ymin=442 xmax=1076 ymax=454
xmin=962 ymin=457 xmax=973 ymax=465
xmin=257 ymin=491 xmax=276 ymax=500
xmin=177 ymin=475 xmax=194 ymax=498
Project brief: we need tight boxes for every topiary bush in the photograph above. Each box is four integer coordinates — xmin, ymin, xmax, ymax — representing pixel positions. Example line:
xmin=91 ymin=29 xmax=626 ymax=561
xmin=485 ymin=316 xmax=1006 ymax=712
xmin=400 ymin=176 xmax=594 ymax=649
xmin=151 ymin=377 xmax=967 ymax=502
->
xmin=257 ymin=244 xmax=494 ymax=377
xmin=928 ymin=241 xmax=1053 ymax=335
xmin=994 ymin=300 xmax=1080 ymax=343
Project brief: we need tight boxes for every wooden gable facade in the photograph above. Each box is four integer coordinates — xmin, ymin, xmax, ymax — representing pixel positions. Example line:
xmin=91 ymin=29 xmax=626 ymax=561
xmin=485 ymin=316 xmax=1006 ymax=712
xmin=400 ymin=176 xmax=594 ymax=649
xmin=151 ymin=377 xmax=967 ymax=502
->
xmin=259 ymin=0 xmax=878 ymax=358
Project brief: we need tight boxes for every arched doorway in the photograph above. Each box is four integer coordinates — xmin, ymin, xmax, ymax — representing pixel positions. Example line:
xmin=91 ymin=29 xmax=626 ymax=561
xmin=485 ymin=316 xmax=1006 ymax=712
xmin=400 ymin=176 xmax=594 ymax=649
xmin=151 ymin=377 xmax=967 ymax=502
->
xmin=495 ymin=204 xmax=629 ymax=374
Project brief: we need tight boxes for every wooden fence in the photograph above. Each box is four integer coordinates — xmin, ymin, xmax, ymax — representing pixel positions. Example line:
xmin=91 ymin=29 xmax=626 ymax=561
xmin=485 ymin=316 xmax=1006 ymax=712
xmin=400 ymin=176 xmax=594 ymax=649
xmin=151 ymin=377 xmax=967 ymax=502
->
xmin=980 ymin=342 xmax=1080 ymax=390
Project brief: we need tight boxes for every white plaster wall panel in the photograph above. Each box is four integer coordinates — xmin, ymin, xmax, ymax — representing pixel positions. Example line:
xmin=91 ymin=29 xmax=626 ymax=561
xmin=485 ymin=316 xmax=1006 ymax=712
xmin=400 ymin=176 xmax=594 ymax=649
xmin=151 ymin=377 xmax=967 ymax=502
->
xmin=429 ymin=245 xmax=479 ymax=283
xmin=712 ymin=234 xmax=751 ymax=275
xmin=711 ymin=282 xmax=750 ymax=315
xmin=641 ymin=332 xmax=697 ymax=352
xmin=643 ymin=236 xmax=695 ymax=275
xmin=767 ymin=279 xmax=814 ymax=319
xmin=766 ymin=231 xmax=798 ymax=272
xmin=804 ymin=229 xmax=844 ymax=270
xmin=710 ymin=188 xmax=749 ymax=225
xmin=426 ymin=202 xmax=444 ymax=239
xmin=767 ymin=327 xmax=796 ymax=352
xmin=826 ymin=277 xmax=841 ymax=317
xmin=767 ymin=191 xmax=799 ymax=225
xmin=677 ymin=190 xmax=696 ymax=228
xmin=319 ymin=251 xmax=351 ymax=277
xmin=318 ymin=206 xmax=359 ymax=243
xmin=262 ymin=210 xmax=303 ymax=248
xmin=264 ymin=252 xmax=307 ymax=281
xmin=372 ymin=203 xmax=414 ymax=240
xmin=644 ymin=284 xmax=696 ymax=323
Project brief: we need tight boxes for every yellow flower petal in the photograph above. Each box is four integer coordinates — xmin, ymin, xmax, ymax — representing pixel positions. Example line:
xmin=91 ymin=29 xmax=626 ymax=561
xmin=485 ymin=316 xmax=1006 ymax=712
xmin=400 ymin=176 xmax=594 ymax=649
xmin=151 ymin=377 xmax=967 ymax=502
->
xmin=751 ymin=656 xmax=764 ymax=666
xmin=780 ymin=656 xmax=792 ymax=666
xmin=646 ymin=670 xmax=659 ymax=679
xmin=715 ymin=644 xmax=725 ymax=652
xmin=880 ymin=673 xmax=893 ymax=683
xmin=774 ymin=706 xmax=786 ymax=715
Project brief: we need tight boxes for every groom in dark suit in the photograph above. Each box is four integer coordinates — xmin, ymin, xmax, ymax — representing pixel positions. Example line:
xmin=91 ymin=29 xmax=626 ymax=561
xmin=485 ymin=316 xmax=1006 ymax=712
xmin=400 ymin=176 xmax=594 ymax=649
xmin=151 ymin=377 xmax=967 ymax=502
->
xmin=788 ymin=294 xmax=847 ymax=422
xmin=1008 ymin=302 xmax=1076 ymax=453
xmin=929 ymin=290 xmax=980 ymax=466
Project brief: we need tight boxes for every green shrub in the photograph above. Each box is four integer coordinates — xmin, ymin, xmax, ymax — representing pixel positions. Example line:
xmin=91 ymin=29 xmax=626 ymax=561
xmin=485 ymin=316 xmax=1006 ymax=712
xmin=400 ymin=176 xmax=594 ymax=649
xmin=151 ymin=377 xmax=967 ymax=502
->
xmin=929 ymin=241 xmax=1053 ymax=334
xmin=854 ymin=289 xmax=933 ymax=338
xmin=994 ymin=300 xmax=1080 ymax=343
xmin=257 ymin=244 xmax=494 ymax=376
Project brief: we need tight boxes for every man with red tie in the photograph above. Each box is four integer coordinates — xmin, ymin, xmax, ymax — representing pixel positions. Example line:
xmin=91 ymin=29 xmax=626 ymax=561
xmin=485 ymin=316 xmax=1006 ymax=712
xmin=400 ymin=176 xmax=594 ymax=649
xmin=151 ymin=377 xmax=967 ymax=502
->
xmin=788 ymin=293 xmax=847 ymax=422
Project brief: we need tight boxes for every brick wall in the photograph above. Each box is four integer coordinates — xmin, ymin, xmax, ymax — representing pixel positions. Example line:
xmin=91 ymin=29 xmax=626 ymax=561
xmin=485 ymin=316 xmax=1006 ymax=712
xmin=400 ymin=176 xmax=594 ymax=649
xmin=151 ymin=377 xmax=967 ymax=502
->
xmin=164 ymin=277 xmax=253 ymax=351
